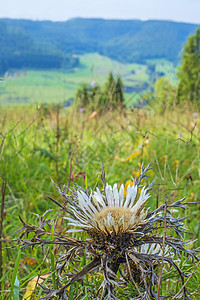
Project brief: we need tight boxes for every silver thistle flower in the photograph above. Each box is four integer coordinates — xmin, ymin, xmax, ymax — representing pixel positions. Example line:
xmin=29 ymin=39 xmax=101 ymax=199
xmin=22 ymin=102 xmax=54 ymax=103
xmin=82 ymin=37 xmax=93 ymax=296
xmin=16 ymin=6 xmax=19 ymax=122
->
xmin=17 ymin=164 xmax=199 ymax=300
xmin=66 ymin=182 xmax=150 ymax=235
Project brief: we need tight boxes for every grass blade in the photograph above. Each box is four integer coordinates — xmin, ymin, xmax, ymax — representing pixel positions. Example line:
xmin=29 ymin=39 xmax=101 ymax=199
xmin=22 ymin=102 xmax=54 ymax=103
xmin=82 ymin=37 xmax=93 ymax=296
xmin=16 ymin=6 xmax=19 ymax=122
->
xmin=13 ymin=276 xmax=19 ymax=300
xmin=11 ymin=249 xmax=21 ymax=298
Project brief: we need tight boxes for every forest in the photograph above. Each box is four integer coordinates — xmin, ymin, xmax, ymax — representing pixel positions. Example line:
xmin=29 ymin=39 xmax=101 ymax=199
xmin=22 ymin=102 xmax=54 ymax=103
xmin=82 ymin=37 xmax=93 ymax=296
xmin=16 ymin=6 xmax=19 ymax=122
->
xmin=0 ymin=18 xmax=198 ymax=75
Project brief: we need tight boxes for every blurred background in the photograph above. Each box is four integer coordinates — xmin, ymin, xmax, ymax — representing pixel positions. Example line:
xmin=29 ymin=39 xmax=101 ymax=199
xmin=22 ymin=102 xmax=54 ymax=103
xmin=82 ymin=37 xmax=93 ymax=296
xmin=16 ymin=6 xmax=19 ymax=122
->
xmin=0 ymin=0 xmax=199 ymax=106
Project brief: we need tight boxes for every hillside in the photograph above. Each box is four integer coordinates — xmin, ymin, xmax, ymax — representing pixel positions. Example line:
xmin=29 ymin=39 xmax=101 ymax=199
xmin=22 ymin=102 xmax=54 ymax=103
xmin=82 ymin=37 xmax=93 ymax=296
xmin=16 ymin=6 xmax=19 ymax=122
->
xmin=0 ymin=53 xmax=178 ymax=106
xmin=0 ymin=18 xmax=198 ymax=75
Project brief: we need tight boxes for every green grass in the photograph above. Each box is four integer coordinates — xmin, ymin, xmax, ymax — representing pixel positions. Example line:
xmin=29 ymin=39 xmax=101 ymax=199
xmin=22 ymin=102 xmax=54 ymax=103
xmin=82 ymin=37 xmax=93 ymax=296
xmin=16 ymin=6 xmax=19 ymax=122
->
xmin=0 ymin=101 xmax=199 ymax=299
xmin=0 ymin=53 xmax=177 ymax=106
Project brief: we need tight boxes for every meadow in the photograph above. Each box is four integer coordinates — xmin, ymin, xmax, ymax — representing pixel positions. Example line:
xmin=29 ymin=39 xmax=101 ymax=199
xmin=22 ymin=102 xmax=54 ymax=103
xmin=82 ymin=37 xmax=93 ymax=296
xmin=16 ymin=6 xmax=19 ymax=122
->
xmin=0 ymin=98 xmax=200 ymax=299
xmin=0 ymin=53 xmax=177 ymax=107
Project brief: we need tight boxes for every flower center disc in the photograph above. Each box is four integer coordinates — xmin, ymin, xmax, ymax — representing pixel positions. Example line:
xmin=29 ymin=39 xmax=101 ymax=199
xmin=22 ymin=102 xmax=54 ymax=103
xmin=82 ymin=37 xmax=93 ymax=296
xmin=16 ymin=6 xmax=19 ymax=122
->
xmin=93 ymin=207 xmax=133 ymax=232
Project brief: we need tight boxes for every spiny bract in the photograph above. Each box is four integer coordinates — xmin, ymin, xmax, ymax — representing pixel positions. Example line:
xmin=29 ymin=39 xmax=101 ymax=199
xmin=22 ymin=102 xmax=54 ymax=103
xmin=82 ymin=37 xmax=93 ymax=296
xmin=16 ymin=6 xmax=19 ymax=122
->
xmin=17 ymin=164 xmax=199 ymax=300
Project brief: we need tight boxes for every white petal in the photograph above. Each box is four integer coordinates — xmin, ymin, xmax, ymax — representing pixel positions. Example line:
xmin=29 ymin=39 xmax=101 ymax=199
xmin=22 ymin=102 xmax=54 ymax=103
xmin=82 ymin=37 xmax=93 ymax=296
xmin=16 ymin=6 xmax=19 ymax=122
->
xmin=91 ymin=197 xmax=101 ymax=211
xmin=71 ymin=206 xmax=91 ymax=222
xmin=155 ymin=244 xmax=162 ymax=254
xmin=131 ymin=187 xmax=150 ymax=213
xmin=123 ymin=184 xmax=132 ymax=207
xmin=78 ymin=191 xmax=95 ymax=216
xmin=66 ymin=217 xmax=87 ymax=226
xmin=80 ymin=191 xmax=97 ymax=214
xmin=105 ymin=184 xmax=113 ymax=206
xmin=119 ymin=184 xmax=124 ymax=207
xmin=148 ymin=243 xmax=156 ymax=254
xmin=95 ymin=188 xmax=106 ymax=208
xmin=113 ymin=183 xmax=119 ymax=206
xmin=140 ymin=243 xmax=149 ymax=254
xmin=118 ymin=216 xmax=125 ymax=230
xmin=106 ymin=211 xmax=115 ymax=229
xmin=77 ymin=191 xmax=86 ymax=206
xmin=68 ymin=222 xmax=91 ymax=228
xmin=129 ymin=186 xmax=138 ymax=207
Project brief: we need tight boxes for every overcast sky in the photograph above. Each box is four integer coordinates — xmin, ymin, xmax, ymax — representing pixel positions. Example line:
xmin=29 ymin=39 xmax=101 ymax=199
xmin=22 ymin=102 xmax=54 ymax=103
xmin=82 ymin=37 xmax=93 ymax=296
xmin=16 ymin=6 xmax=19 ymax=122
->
xmin=0 ymin=0 xmax=200 ymax=24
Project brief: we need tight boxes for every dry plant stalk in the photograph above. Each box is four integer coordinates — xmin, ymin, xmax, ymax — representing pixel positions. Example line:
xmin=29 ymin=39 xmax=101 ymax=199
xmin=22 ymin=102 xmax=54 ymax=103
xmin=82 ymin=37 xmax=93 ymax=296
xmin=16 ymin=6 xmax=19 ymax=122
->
xmin=17 ymin=164 xmax=199 ymax=299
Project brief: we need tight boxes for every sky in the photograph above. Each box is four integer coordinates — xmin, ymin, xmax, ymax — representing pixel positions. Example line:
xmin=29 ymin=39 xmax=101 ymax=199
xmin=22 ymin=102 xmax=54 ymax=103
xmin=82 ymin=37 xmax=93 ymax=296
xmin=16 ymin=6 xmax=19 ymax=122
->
xmin=0 ymin=0 xmax=200 ymax=24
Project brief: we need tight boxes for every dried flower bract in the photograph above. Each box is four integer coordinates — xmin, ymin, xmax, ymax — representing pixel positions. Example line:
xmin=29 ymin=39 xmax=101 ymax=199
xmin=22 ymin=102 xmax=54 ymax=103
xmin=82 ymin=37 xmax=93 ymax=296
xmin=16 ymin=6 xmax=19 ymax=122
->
xmin=17 ymin=164 xmax=199 ymax=300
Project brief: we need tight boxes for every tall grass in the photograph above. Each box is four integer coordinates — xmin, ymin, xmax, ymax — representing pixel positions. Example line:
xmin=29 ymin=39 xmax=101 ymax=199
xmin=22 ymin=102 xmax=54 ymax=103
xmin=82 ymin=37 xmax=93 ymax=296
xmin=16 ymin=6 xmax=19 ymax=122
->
xmin=0 ymin=102 xmax=199 ymax=299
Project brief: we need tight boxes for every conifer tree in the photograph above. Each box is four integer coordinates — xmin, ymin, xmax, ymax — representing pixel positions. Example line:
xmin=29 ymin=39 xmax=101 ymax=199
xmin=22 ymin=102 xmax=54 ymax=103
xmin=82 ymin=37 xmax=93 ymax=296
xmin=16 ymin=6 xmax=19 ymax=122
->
xmin=74 ymin=72 xmax=125 ymax=111
xmin=177 ymin=28 xmax=200 ymax=102
xmin=104 ymin=72 xmax=115 ymax=100
xmin=74 ymin=84 xmax=89 ymax=109
xmin=115 ymin=75 xmax=125 ymax=108
xmin=104 ymin=72 xmax=124 ymax=109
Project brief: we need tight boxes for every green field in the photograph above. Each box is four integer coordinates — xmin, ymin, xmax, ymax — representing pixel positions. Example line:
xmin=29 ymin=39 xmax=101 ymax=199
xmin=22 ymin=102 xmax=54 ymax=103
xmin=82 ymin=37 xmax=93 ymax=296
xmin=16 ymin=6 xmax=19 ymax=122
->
xmin=2 ymin=52 xmax=199 ymax=300
xmin=0 ymin=53 xmax=177 ymax=107
xmin=0 ymin=101 xmax=199 ymax=299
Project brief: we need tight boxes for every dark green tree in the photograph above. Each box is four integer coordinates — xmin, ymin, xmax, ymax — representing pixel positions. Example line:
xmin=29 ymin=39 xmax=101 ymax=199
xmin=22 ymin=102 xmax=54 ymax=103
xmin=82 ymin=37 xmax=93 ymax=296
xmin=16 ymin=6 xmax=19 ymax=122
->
xmin=73 ymin=73 xmax=125 ymax=112
xmin=103 ymin=72 xmax=125 ymax=109
xmin=177 ymin=28 xmax=200 ymax=102
xmin=115 ymin=75 xmax=125 ymax=108
xmin=104 ymin=72 xmax=115 ymax=93
xmin=74 ymin=84 xmax=90 ymax=109
xmin=74 ymin=83 xmax=100 ymax=110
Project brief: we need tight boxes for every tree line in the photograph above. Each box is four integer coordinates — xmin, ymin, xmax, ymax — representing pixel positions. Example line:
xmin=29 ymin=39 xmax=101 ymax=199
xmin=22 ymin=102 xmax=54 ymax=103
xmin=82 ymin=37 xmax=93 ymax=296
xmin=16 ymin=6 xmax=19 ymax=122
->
xmin=0 ymin=21 xmax=79 ymax=76
xmin=74 ymin=72 xmax=125 ymax=112
xmin=0 ymin=18 xmax=198 ymax=76
xmin=75 ymin=27 xmax=200 ymax=112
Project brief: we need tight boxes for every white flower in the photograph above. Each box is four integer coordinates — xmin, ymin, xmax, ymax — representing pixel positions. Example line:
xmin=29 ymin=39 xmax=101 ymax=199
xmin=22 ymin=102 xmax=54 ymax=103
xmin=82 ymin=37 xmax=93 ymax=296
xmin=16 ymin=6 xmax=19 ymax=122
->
xmin=47 ymin=165 xmax=197 ymax=299
xmin=66 ymin=183 xmax=150 ymax=235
